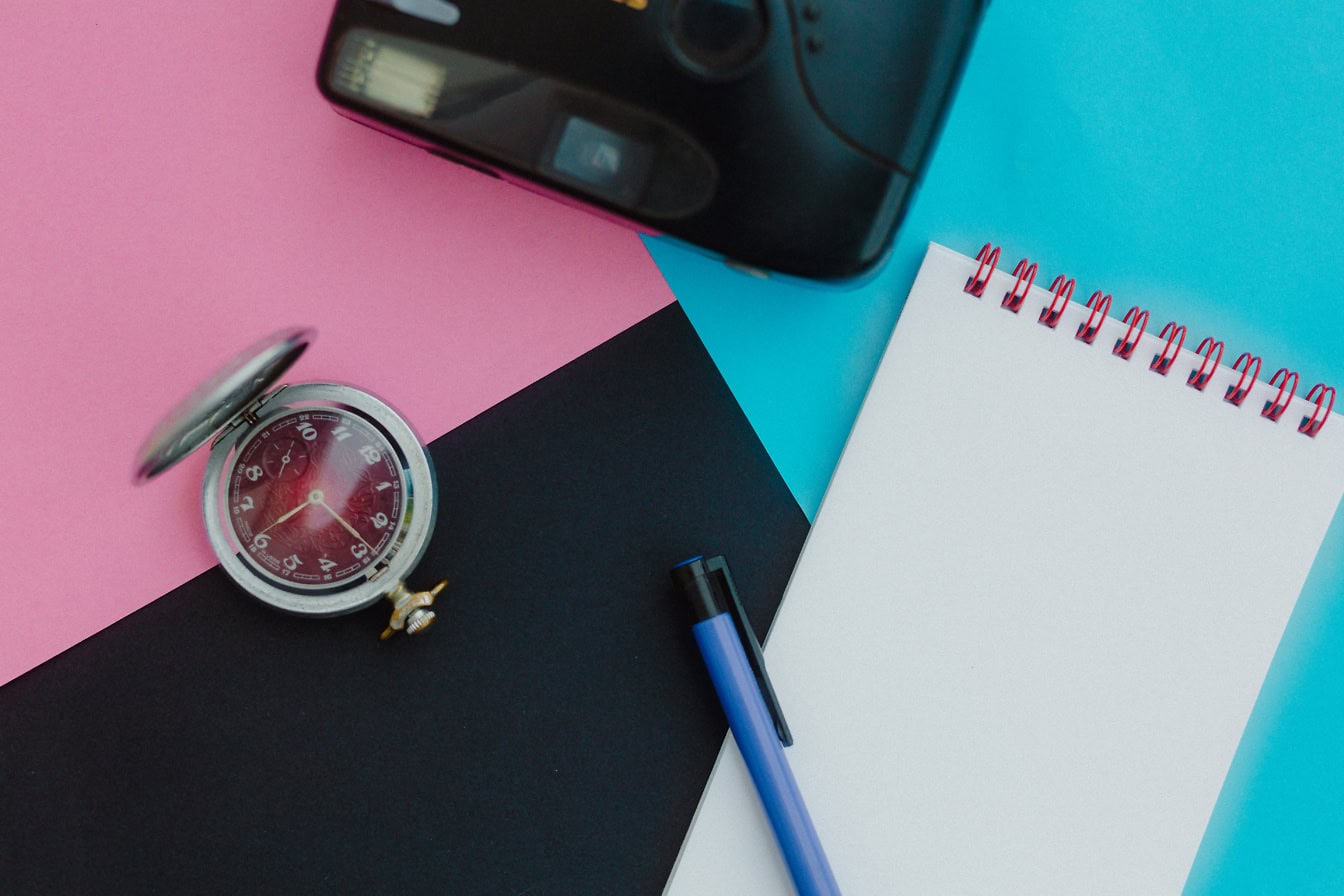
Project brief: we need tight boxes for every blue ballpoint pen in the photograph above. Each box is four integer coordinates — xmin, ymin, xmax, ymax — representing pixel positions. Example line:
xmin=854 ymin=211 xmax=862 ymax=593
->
xmin=671 ymin=555 xmax=841 ymax=896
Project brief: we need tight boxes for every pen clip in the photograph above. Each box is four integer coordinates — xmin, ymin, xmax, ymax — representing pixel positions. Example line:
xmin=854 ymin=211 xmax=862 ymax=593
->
xmin=702 ymin=556 xmax=794 ymax=747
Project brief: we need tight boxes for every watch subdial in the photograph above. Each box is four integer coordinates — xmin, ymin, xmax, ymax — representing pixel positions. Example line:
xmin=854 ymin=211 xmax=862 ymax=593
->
xmin=262 ymin=437 xmax=310 ymax=481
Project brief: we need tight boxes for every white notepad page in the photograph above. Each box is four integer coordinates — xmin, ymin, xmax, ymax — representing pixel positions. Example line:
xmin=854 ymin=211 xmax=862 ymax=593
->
xmin=665 ymin=243 xmax=1344 ymax=895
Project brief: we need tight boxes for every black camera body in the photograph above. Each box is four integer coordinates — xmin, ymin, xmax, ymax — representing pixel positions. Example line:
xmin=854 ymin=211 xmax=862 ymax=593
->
xmin=318 ymin=0 xmax=987 ymax=281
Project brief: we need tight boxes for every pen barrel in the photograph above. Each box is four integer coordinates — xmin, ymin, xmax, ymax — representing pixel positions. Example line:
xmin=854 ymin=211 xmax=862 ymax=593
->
xmin=693 ymin=614 xmax=841 ymax=896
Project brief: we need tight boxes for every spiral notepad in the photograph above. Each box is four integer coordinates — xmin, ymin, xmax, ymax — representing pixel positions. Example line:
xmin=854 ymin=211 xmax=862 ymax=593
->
xmin=665 ymin=242 xmax=1344 ymax=895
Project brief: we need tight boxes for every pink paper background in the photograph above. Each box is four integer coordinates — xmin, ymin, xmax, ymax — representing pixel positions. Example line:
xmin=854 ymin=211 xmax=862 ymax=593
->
xmin=0 ymin=1 xmax=674 ymax=684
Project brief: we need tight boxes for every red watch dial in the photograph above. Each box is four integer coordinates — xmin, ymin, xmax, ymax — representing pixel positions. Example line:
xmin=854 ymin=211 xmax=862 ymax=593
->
xmin=227 ymin=409 xmax=405 ymax=590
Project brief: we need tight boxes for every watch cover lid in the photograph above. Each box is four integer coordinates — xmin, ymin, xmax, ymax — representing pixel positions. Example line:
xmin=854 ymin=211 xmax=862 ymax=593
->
xmin=133 ymin=327 xmax=313 ymax=483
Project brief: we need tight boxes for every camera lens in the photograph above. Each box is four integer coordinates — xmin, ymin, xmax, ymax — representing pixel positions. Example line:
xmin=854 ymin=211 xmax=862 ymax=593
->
xmin=667 ymin=0 xmax=767 ymax=77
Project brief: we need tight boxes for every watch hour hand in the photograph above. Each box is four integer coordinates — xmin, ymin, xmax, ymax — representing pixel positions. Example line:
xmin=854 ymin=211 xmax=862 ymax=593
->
xmin=314 ymin=497 xmax=375 ymax=551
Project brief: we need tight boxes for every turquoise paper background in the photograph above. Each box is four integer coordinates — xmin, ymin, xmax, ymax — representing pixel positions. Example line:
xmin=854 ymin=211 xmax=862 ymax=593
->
xmin=653 ymin=1 xmax=1344 ymax=891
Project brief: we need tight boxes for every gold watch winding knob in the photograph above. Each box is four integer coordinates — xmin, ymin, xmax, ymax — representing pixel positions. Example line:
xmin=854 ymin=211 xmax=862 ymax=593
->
xmin=381 ymin=580 xmax=447 ymax=640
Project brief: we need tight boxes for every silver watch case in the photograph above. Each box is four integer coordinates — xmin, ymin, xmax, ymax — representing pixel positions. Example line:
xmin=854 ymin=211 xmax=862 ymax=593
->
xmin=203 ymin=383 xmax=438 ymax=617
xmin=134 ymin=328 xmax=437 ymax=617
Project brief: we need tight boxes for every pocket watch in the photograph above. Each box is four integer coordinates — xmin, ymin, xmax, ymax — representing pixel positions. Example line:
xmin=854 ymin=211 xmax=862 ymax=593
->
xmin=134 ymin=327 xmax=445 ymax=639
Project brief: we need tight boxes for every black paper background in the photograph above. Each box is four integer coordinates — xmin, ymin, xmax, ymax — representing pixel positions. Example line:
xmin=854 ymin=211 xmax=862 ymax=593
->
xmin=0 ymin=304 xmax=809 ymax=895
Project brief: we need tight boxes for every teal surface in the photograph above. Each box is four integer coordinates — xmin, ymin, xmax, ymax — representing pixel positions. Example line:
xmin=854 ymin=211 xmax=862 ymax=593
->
xmin=650 ymin=2 xmax=1344 ymax=892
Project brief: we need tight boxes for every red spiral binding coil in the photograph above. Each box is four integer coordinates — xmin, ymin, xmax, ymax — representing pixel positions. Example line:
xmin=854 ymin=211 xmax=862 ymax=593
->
xmin=1299 ymin=384 xmax=1335 ymax=437
xmin=967 ymin=241 xmax=1334 ymax=435
xmin=1112 ymin=306 xmax=1149 ymax=360
xmin=1001 ymin=259 xmax=1037 ymax=313
xmin=1261 ymin=368 xmax=1300 ymax=422
xmin=1224 ymin=352 xmax=1261 ymax=406
xmin=965 ymin=243 xmax=1000 ymax=297
xmin=1039 ymin=275 xmax=1074 ymax=328
xmin=1076 ymin=291 xmax=1113 ymax=344
xmin=1186 ymin=337 xmax=1224 ymax=391
xmin=1149 ymin=322 xmax=1187 ymax=375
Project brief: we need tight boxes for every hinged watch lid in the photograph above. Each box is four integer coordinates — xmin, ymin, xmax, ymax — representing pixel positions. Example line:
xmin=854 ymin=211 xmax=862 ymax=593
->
xmin=133 ymin=327 xmax=314 ymax=483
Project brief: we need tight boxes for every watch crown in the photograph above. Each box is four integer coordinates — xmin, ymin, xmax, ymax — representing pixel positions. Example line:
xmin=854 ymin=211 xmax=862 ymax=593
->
xmin=381 ymin=580 xmax=447 ymax=640
xmin=405 ymin=607 xmax=437 ymax=635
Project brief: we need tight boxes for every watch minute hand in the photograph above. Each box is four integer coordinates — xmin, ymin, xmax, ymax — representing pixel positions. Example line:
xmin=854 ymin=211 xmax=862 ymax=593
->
xmin=256 ymin=495 xmax=314 ymax=536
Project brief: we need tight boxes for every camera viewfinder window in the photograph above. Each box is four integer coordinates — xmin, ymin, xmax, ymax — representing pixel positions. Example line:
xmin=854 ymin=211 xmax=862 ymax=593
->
xmin=548 ymin=117 xmax=655 ymax=207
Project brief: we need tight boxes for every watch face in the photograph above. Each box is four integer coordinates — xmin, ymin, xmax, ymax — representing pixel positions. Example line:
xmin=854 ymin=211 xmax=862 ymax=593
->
xmin=226 ymin=408 xmax=406 ymax=591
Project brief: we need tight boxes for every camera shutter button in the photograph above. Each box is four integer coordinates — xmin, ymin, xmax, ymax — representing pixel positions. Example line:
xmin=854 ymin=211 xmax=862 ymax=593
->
xmin=667 ymin=0 xmax=768 ymax=77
